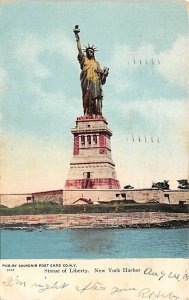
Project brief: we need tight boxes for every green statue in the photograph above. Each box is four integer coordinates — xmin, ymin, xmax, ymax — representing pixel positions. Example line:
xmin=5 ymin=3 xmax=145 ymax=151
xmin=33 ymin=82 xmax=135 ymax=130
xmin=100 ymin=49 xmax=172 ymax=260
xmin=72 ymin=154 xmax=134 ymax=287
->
xmin=73 ymin=25 xmax=109 ymax=116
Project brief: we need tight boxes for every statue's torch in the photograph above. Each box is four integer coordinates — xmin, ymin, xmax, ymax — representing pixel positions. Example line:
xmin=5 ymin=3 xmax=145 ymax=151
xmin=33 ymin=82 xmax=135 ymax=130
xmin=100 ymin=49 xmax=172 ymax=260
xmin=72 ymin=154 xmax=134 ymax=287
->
xmin=73 ymin=25 xmax=80 ymax=40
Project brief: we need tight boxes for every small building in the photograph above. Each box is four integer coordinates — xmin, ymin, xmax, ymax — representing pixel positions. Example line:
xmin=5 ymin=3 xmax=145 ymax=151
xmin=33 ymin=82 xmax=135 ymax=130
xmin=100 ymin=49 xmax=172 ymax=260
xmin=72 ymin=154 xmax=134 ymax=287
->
xmin=73 ymin=198 xmax=93 ymax=205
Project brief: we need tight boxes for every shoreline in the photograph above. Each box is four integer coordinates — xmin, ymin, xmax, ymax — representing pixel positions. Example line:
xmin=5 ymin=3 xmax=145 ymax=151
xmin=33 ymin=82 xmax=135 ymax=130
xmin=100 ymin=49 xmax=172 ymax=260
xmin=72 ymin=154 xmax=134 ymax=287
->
xmin=1 ymin=219 xmax=189 ymax=230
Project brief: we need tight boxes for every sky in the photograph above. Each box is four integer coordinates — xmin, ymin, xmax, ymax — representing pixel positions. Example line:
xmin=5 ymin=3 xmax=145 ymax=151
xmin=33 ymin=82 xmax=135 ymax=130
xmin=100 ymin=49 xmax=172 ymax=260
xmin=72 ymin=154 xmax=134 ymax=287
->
xmin=0 ymin=0 xmax=189 ymax=193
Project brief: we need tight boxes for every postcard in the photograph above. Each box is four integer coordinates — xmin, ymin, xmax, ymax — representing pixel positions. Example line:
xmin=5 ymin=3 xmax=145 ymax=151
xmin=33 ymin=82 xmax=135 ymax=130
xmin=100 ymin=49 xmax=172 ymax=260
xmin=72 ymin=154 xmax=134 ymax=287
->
xmin=0 ymin=0 xmax=189 ymax=299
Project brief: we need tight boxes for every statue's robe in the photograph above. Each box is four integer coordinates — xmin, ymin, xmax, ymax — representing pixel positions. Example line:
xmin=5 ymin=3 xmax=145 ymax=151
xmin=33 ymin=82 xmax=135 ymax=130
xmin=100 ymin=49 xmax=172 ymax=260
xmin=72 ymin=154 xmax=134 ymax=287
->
xmin=78 ymin=54 xmax=103 ymax=115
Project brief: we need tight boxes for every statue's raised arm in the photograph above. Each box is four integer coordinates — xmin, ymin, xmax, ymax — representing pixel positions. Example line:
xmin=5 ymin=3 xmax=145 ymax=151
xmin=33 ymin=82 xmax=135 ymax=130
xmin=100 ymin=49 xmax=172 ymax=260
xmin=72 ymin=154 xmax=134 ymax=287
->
xmin=73 ymin=25 xmax=83 ymax=58
xmin=73 ymin=25 xmax=109 ymax=116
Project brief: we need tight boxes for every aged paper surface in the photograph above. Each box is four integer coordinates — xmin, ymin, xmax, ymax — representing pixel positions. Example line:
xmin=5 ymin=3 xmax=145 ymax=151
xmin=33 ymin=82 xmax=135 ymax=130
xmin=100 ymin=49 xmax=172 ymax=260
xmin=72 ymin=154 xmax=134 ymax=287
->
xmin=1 ymin=259 xmax=189 ymax=300
xmin=0 ymin=0 xmax=189 ymax=299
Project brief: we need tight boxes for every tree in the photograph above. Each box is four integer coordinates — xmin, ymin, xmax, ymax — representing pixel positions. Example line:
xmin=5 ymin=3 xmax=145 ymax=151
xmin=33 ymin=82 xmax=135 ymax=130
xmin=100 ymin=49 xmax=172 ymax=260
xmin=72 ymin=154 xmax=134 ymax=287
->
xmin=177 ymin=179 xmax=189 ymax=189
xmin=124 ymin=185 xmax=134 ymax=189
xmin=152 ymin=180 xmax=170 ymax=190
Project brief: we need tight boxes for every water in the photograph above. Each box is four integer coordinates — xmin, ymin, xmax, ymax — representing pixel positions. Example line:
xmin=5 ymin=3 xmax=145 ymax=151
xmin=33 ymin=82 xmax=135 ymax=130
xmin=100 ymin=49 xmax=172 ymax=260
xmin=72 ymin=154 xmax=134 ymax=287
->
xmin=1 ymin=228 xmax=188 ymax=259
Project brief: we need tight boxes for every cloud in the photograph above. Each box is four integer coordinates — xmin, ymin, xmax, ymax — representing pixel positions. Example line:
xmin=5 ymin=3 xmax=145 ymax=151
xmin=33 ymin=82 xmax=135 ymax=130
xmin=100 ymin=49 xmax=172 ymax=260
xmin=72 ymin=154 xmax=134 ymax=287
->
xmin=27 ymin=82 xmax=80 ymax=117
xmin=108 ymin=35 xmax=188 ymax=91
xmin=113 ymin=97 xmax=189 ymax=138
xmin=0 ymin=66 xmax=7 ymax=97
xmin=15 ymin=34 xmax=50 ymax=78
xmin=11 ymin=31 xmax=81 ymax=127
xmin=157 ymin=36 xmax=189 ymax=87
xmin=45 ymin=31 xmax=76 ymax=64
xmin=14 ymin=31 xmax=77 ymax=79
xmin=109 ymin=43 xmax=156 ymax=71
xmin=0 ymin=66 xmax=8 ymax=133
xmin=111 ymin=98 xmax=189 ymax=188
xmin=112 ymin=131 xmax=188 ymax=189
xmin=1 ymin=133 xmax=71 ymax=193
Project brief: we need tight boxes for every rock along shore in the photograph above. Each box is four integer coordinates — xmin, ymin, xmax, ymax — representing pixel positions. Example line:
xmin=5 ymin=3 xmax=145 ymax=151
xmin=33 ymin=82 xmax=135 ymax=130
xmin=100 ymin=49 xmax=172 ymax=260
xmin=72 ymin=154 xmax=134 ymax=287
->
xmin=1 ymin=212 xmax=189 ymax=230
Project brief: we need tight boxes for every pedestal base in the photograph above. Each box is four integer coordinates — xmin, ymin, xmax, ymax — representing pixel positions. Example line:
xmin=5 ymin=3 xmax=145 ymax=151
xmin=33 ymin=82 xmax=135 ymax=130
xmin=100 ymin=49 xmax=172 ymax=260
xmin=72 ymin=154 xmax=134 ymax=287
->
xmin=65 ymin=115 xmax=120 ymax=190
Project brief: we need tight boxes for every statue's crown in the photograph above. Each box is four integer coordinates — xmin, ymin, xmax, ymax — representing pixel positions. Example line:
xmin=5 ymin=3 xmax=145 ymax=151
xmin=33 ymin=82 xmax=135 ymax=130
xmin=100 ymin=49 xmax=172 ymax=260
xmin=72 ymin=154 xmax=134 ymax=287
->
xmin=83 ymin=44 xmax=98 ymax=52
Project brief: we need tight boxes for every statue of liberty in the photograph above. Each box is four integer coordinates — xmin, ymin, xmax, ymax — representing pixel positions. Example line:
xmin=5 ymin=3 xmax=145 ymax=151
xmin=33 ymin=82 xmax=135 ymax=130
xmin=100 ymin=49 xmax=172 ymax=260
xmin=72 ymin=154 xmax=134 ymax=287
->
xmin=73 ymin=25 xmax=109 ymax=116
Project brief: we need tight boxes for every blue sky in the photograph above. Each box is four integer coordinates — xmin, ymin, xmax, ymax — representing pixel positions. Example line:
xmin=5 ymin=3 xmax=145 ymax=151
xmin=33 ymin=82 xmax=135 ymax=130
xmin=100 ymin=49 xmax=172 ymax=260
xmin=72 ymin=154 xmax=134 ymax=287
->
xmin=0 ymin=1 xmax=188 ymax=193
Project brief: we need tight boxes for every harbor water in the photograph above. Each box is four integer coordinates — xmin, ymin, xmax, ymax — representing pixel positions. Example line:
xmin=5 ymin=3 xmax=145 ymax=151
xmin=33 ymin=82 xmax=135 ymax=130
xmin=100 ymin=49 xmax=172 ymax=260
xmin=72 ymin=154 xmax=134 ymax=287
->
xmin=1 ymin=228 xmax=189 ymax=259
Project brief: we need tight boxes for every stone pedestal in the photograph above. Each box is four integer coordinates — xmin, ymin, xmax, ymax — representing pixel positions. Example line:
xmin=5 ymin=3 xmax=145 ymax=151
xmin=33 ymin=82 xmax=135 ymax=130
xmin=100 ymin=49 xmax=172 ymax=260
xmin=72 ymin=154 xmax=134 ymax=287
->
xmin=65 ymin=115 xmax=120 ymax=189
